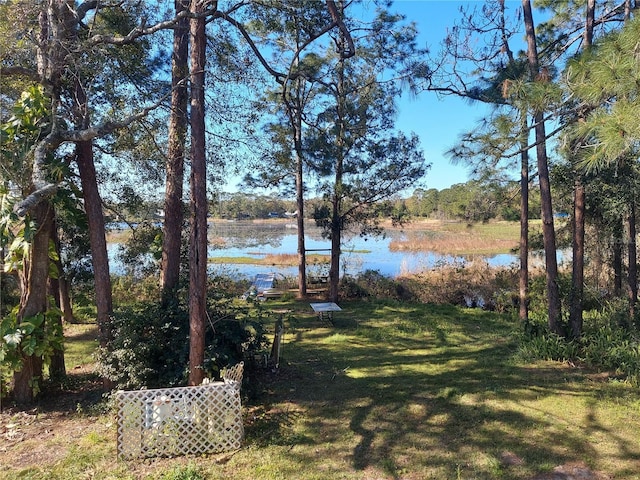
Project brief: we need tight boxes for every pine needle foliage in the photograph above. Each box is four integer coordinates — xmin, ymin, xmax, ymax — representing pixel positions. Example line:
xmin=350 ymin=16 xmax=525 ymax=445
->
xmin=565 ymin=16 xmax=640 ymax=171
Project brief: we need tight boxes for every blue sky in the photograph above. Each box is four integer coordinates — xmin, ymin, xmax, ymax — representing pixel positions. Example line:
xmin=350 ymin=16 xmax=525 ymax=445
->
xmin=386 ymin=0 xmax=524 ymax=191
xmin=225 ymin=1 xmax=528 ymax=195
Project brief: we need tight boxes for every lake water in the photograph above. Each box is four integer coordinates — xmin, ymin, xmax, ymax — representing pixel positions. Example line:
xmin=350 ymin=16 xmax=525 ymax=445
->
xmin=201 ymin=220 xmax=518 ymax=280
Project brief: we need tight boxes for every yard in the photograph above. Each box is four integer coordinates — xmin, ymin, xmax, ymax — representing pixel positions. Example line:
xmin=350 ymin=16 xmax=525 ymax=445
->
xmin=1 ymin=300 xmax=639 ymax=479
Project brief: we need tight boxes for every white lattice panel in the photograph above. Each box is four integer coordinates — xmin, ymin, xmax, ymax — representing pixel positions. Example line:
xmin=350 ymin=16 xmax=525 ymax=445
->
xmin=116 ymin=363 xmax=244 ymax=459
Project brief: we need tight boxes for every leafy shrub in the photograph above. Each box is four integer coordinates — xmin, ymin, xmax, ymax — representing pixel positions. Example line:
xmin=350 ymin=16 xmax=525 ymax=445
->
xmin=580 ymin=306 xmax=640 ymax=385
xmin=0 ymin=301 xmax=65 ymax=397
xmin=518 ymin=303 xmax=640 ymax=386
xmin=96 ymin=295 xmax=269 ymax=390
xmin=202 ymin=298 xmax=270 ymax=378
xmin=95 ymin=302 xmax=189 ymax=389
xmin=339 ymin=275 xmax=370 ymax=299
xmin=341 ymin=270 xmax=413 ymax=301
xmin=517 ymin=331 xmax=580 ymax=362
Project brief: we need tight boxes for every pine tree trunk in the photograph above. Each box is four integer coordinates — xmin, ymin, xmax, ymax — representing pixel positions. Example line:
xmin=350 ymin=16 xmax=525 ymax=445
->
xmin=48 ymin=216 xmax=66 ymax=382
xmin=613 ymin=219 xmax=624 ymax=296
xmin=51 ymin=214 xmax=73 ymax=323
xmin=70 ymin=7 xmax=113 ymax=388
xmin=76 ymin=140 xmax=114 ymax=356
xmin=628 ymin=204 xmax=637 ymax=322
xmin=329 ymin=214 xmax=341 ymax=303
xmin=568 ymin=0 xmax=593 ymax=339
xmin=58 ymin=275 xmax=74 ymax=323
xmin=328 ymin=5 xmax=347 ymax=305
xmin=188 ymin=0 xmax=207 ymax=386
xmin=522 ymin=0 xmax=563 ymax=335
xmin=294 ymin=92 xmax=307 ymax=298
xmin=519 ymin=137 xmax=529 ymax=327
xmin=48 ymin=274 xmax=67 ymax=383
xmin=161 ymin=0 xmax=190 ymax=304
xmin=569 ymin=181 xmax=585 ymax=338
xmin=296 ymin=147 xmax=307 ymax=297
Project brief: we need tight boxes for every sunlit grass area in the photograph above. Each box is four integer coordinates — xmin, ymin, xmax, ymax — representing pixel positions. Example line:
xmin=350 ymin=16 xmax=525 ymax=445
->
xmin=4 ymin=299 xmax=639 ymax=479
xmin=62 ymin=323 xmax=99 ymax=369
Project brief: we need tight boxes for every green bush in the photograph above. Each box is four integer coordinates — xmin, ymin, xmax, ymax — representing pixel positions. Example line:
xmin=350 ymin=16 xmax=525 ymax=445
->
xmin=202 ymin=298 xmax=270 ymax=378
xmin=96 ymin=295 xmax=269 ymax=390
xmin=341 ymin=270 xmax=412 ymax=301
xmin=339 ymin=275 xmax=370 ymax=299
xmin=517 ymin=331 xmax=580 ymax=362
xmin=580 ymin=306 xmax=640 ymax=385
xmin=95 ymin=302 xmax=189 ymax=389
xmin=518 ymin=303 xmax=640 ymax=386
xmin=0 ymin=301 xmax=65 ymax=398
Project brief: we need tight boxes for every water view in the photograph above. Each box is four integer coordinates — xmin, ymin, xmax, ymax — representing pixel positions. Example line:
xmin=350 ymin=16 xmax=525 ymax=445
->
xmin=187 ymin=220 xmax=518 ymax=280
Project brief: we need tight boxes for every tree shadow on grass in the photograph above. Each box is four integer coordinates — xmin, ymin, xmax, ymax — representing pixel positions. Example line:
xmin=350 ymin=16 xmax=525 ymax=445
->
xmin=248 ymin=302 xmax=640 ymax=479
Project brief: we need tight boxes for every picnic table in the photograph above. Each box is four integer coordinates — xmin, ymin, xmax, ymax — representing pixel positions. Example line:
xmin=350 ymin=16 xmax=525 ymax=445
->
xmin=310 ymin=302 xmax=342 ymax=325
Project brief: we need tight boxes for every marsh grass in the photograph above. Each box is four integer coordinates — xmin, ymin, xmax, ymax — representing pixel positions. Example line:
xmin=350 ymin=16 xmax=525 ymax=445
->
xmin=389 ymin=220 xmax=525 ymax=255
xmin=3 ymin=300 xmax=639 ymax=479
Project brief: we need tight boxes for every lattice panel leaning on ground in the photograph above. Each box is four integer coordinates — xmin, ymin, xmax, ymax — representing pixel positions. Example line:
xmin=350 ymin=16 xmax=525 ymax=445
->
xmin=116 ymin=362 xmax=244 ymax=459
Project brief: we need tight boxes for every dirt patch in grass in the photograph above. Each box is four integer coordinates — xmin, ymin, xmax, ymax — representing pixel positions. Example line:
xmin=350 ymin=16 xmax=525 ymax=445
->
xmin=0 ymin=408 xmax=106 ymax=469
xmin=530 ymin=461 xmax=612 ymax=480
xmin=0 ymin=370 xmax=107 ymax=472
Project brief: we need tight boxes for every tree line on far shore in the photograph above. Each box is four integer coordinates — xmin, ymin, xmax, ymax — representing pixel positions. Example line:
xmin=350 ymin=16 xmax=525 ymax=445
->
xmin=112 ymin=180 xmax=543 ymax=224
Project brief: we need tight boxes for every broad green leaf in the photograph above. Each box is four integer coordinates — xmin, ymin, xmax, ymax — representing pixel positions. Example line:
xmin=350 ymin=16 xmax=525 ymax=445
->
xmin=3 ymin=329 xmax=24 ymax=347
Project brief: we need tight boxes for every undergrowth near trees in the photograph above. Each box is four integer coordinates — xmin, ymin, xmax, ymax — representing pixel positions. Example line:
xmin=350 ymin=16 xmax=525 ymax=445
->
xmin=518 ymin=300 xmax=640 ymax=386
xmin=96 ymin=276 xmax=270 ymax=390
xmin=342 ymin=262 xmax=521 ymax=311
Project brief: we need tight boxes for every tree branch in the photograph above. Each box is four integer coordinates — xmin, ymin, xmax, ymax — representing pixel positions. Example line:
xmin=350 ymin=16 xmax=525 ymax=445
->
xmin=0 ymin=66 xmax=41 ymax=82
xmin=326 ymin=0 xmax=355 ymax=58
xmin=61 ymin=95 xmax=167 ymax=142
xmin=215 ymin=10 xmax=287 ymax=84
xmin=86 ymin=7 xmax=214 ymax=46
xmin=14 ymin=94 xmax=168 ymax=217
xmin=14 ymin=128 xmax=62 ymax=217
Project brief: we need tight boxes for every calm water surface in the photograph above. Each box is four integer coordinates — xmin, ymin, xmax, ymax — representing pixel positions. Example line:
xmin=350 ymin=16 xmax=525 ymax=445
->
xmin=108 ymin=220 xmax=565 ymax=279
xmin=203 ymin=220 xmax=519 ymax=280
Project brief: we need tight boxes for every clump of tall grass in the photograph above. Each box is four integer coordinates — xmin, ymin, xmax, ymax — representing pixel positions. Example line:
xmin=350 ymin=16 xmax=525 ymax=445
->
xmin=401 ymin=260 xmax=519 ymax=310
xmin=261 ymin=253 xmax=329 ymax=266
xmin=341 ymin=261 xmax=520 ymax=311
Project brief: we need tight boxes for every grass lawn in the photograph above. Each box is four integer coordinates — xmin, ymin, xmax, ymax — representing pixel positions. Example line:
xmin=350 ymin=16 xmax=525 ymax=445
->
xmin=2 ymin=300 xmax=639 ymax=479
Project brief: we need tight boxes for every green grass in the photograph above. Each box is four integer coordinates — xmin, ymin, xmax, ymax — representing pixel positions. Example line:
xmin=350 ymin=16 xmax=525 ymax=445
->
xmin=62 ymin=323 xmax=99 ymax=368
xmin=209 ymin=253 xmax=330 ymax=265
xmin=4 ymin=300 xmax=640 ymax=479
